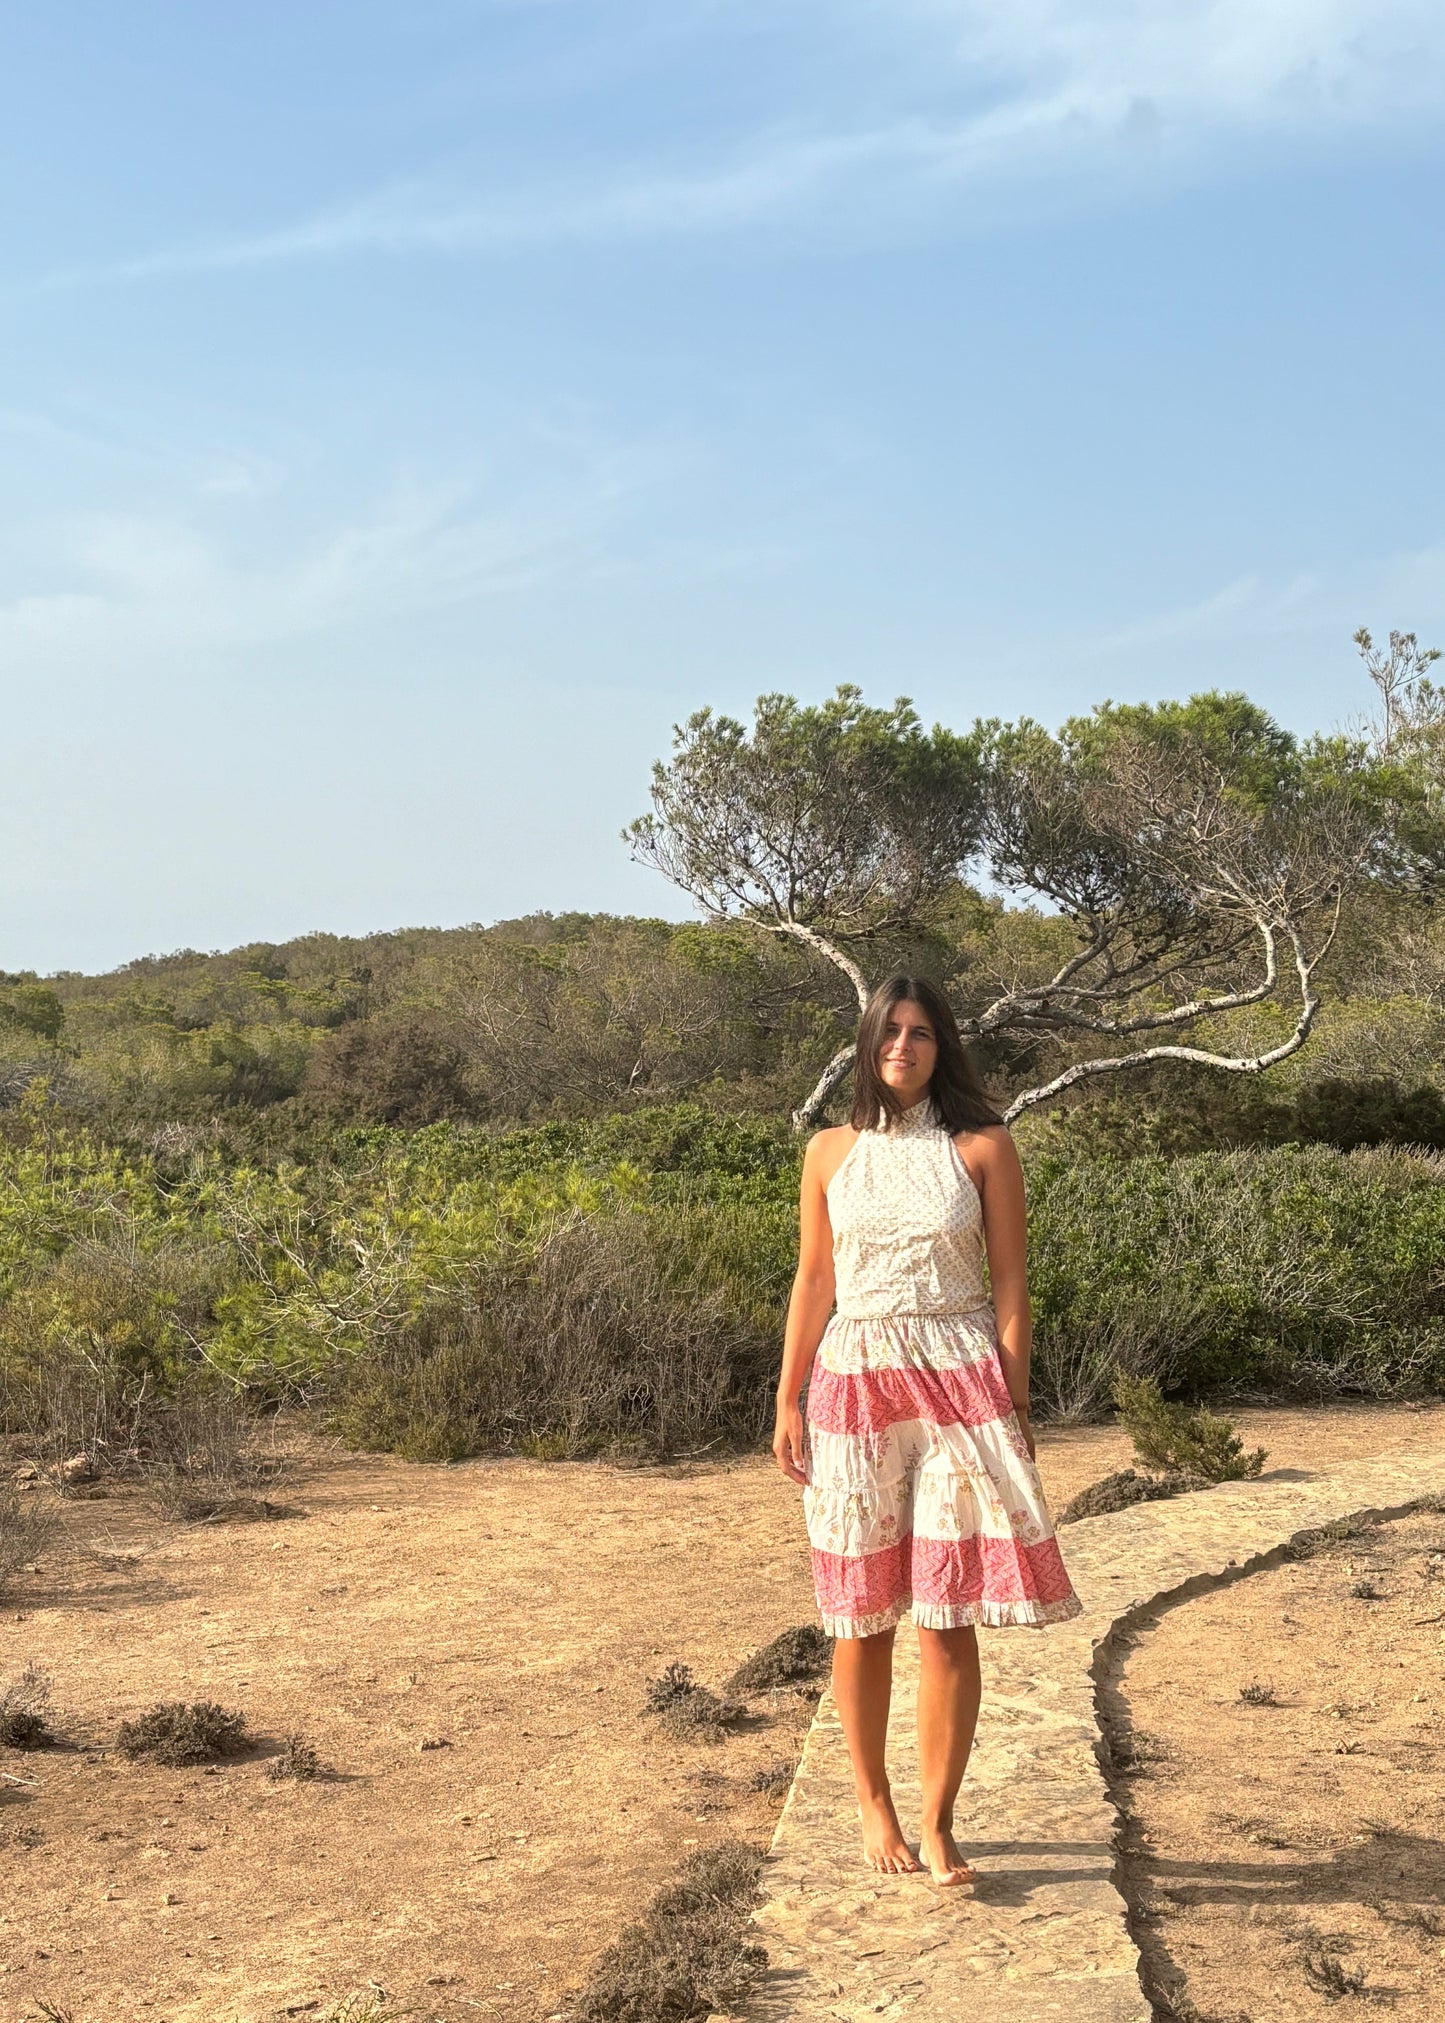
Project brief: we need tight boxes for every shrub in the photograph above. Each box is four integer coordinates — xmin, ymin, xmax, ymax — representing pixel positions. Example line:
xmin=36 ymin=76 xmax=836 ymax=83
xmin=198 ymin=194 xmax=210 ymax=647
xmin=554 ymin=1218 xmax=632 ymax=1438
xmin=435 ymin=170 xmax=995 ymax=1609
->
xmin=0 ymin=1489 xmax=58 ymax=1588
xmin=330 ymin=1205 xmax=778 ymax=1463
xmin=267 ymin=1734 xmax=327 ymax=1780
xmin=302 ymin=1010 xmax=479 ymax=1126
xmin=141 ymin=1384 xmax=284 ymax=1520
xmin=116 ymin=1700 xmax=249 ymax=1765
xmin=1027 ymin=1145 xmax=1445 ymax=1402
xmin=0 ymin=1662 xmax=54 ymax=1747
xmin=1113 ymin=1374 xmax=1266 ymax=1482
xmin=643 ymin=1663 xmax=746 ymax=1744
xmin=569 ymin=1839 xmax=766 ymax=2023
xmin=1056 ymin=1468 xmax=1197 ymax=1525
xmin=725 ymin=1626 xmax=831 ymax=1696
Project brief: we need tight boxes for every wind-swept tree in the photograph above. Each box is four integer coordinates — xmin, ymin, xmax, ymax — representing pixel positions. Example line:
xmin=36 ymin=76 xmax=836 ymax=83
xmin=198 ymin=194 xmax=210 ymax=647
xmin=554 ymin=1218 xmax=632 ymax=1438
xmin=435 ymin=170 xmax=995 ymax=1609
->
xmin=629 ymin=676 xmax=1390 ymax=1127
xmin=625 ymin=687 xmax=986 ymax=1121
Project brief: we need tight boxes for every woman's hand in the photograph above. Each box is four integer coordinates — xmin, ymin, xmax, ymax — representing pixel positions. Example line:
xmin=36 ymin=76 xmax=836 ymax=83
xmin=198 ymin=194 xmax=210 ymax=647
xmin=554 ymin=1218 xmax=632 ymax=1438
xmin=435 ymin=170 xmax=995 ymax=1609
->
xmin=773 ymin=1398 xmax=810 ymax=1485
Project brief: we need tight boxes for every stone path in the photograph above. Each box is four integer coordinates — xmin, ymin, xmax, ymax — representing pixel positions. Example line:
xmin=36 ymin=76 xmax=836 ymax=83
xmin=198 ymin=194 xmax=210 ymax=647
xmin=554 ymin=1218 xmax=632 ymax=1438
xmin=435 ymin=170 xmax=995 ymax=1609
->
xmin=722 ymin=1446 xmax=1445 ymax=2023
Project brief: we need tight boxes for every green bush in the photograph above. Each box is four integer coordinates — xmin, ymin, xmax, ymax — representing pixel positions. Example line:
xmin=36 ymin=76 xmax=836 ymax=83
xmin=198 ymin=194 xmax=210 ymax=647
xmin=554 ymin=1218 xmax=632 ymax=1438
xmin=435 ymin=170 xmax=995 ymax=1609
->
xmin=329 ymin=1204 xmax=780 ymax=1463
xmin=1112 ymin=1373 xmax=1266 ymax=1481
xmin=1027 ymin=1145 xmax=1445 ymax=1406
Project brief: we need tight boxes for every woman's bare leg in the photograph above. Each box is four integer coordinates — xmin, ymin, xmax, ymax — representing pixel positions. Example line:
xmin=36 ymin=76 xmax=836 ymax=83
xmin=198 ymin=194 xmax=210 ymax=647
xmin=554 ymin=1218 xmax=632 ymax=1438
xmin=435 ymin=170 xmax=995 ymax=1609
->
xmin=830 ymin=1625 xmax=920 ymax=1873
xmin=915 ymin=1624 xmax=981 ymax=1885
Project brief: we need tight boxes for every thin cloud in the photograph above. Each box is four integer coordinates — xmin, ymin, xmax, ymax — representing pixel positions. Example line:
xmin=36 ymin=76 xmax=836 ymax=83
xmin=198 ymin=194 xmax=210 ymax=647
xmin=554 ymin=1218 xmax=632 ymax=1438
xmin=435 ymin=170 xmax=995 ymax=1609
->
xmin=24 ymin=0 xmax=1445 ymax=293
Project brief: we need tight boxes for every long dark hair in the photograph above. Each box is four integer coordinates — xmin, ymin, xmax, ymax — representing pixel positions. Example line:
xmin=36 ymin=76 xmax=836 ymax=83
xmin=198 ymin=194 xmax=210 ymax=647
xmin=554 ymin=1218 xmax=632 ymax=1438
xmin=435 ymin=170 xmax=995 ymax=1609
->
xmin=850 ymin=975 xmax=1005 ymax=1135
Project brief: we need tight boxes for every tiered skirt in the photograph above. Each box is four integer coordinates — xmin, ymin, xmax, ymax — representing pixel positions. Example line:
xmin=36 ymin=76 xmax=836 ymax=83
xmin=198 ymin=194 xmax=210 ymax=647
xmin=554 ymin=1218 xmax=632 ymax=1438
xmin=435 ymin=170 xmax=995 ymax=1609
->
xmin=802 ymin=1307 xmax=1083 ymax=1638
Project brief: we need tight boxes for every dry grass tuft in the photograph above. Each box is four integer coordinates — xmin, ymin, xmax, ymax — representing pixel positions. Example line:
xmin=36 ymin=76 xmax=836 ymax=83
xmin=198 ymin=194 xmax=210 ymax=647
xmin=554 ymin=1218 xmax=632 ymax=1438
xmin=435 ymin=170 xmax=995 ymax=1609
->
xmin=0 ymin=1662 xmax=55 ymax=1749
xmin=1057 ymin=1468 xmax=1197 ymax=1525
xmin=317 ymin=1994 xmax=409 ymax=2023
xmin=1238 ymin=1680 xmax=1279 ymax=1706
xmin=747 ymin=1760 xmax=796 ymax=1799
xmin=643 ymin=1663 xmax=745 ymax=1745
xmin=1301 ymin=1944 xmax=1366 ymax=2000
xmin=568 ymin=1838 xmax=765 ymax=2023
xmin=116 ymin=1700 xmax=249 ymax=1766
xmin=724 ymin=1626 xmax=831 ymax=1696
xmin=267 ymin=1734 xmax=328 ymax=1781
xmin=0 ymin=1488 xmax=58 ymax=1589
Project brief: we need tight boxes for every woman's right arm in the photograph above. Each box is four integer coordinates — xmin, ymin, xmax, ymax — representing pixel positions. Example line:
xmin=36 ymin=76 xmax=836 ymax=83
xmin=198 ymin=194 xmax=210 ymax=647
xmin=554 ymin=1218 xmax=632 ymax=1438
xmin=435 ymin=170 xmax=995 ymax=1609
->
xmin=772 ymin=1133 xmax=839 ymax=1487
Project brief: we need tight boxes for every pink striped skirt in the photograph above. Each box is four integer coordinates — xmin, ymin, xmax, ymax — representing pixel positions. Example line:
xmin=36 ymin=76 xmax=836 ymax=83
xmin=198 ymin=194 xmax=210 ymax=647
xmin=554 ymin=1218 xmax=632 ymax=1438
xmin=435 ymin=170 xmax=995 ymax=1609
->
xmin=802 ymin=1307 xmax=1082 ymax=1638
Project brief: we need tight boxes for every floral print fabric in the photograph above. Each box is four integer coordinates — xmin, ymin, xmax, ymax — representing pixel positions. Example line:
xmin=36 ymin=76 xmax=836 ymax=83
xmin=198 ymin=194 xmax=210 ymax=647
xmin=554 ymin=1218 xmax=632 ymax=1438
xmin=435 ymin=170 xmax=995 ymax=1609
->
xmin=802 ymin=1098 xmax=1082 ymax=1638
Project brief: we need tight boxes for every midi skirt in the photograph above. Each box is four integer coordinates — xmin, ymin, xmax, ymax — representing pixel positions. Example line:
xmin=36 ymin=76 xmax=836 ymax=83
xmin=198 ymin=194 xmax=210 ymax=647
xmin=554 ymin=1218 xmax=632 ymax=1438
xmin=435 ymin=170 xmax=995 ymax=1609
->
xmin=802 ymin=1307 xmax=1082 ymax=1638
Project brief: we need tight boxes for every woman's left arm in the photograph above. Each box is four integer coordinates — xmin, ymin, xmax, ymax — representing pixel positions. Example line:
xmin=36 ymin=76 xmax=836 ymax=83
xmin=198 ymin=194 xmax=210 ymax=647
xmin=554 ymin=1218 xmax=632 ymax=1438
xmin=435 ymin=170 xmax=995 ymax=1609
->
xmin=965 ymin=1126 xmax=1035 ymax=1461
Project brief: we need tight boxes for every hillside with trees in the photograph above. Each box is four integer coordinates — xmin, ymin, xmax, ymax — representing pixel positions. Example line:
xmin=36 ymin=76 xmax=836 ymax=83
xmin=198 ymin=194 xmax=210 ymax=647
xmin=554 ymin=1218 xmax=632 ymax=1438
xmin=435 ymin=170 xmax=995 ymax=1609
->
xmin=4 ymin=633 xmax=1445 ymax=1473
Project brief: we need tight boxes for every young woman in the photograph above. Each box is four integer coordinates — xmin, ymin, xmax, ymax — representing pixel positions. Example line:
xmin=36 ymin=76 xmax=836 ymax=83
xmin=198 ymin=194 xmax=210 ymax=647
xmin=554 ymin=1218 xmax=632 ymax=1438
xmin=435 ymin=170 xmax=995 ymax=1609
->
xmin=773 ymin=975 xmax=1082 ymax=1888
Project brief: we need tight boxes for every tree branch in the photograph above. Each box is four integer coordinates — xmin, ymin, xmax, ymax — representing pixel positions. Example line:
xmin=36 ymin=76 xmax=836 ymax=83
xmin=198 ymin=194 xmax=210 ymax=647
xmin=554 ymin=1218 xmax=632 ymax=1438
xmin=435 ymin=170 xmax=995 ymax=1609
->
xmin=792 ymin=1043 xmax=858 ymax=1131
xmin=1001 ymin=921 xmax=1322 ymax=1121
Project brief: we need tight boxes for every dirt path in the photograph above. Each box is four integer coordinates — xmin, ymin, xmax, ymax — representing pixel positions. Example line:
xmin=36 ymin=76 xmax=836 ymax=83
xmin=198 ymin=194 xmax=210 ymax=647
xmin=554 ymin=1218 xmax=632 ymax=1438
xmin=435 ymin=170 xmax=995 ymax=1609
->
xmin=1107 ymin=1496 xmax=1445 ymax=2021
xmin=0 ymin=1401 xmax=1439 ymax=2023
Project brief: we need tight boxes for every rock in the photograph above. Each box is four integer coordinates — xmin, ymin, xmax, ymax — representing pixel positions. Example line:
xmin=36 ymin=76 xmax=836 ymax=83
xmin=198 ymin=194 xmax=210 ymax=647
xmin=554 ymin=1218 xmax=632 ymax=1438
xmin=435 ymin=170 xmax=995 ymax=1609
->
xmin=11 ymin=1461 xmax=40 ymax=1483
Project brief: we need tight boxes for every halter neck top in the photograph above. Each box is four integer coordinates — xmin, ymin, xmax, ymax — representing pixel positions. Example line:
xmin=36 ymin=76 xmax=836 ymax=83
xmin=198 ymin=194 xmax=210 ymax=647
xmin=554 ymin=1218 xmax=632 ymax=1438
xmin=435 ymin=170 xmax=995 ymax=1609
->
xmin=825 ymin=1097 xmax=988 ymax=1321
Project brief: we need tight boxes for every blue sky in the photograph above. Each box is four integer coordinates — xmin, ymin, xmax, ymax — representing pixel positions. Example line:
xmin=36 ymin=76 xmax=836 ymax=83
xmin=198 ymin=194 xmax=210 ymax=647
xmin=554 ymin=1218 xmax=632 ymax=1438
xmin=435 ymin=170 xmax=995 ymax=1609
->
xmin=3 ymin=2 xmax=1443 ymax=973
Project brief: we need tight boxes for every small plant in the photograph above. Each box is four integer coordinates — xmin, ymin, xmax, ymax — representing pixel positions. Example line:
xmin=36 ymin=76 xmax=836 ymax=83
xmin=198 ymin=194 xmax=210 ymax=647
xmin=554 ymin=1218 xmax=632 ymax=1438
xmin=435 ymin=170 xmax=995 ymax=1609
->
xmin=267 ymin=1733 xmax=328 ymax=1780
xmin=0 ymin=1489 xmax=58 ymax=1589
xmin=1301 ymin=1946 xmax=1365 ymax=1999
xmin=643 ymin=1662 xmax=746 ymax=1744
xmin=748 ymin=1760 xmax=796 ymax=1798
xmin=0 ymin=1662 xmax=55 ymax=1749
xmin=1109 ymin=1728 xmax=1172 ymax=1772
xmin=569 ymin=1839 xmax=766 ymax=2023
xmin=1238 ymin=1681 xmax=1278 ymax=1706
xmin=1057 ymin=1468 xmax=1196 ymax=1525
xmin=1112 ymin=1374 xmax=1266 ymax=1482
xmin=318 ymin=1995 xmax=409 ymax=2023
xmin=117 ymin=1700 xmax=249 ymax=1766
xmin=725 ymin=1626 xmax=832 ymax=1696
xmin=1348 ymin=1578 xmax=1383 ymax=1600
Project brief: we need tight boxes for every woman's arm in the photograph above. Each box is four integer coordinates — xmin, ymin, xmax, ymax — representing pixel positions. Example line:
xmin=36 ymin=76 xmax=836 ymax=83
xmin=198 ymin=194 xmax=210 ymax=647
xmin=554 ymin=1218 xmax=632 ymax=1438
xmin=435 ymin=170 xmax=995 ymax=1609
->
xmin=963 ymin=1125 xmax=1036 ymax=1461
xmin=772 ymin=1131 xmax=844 ymax=1486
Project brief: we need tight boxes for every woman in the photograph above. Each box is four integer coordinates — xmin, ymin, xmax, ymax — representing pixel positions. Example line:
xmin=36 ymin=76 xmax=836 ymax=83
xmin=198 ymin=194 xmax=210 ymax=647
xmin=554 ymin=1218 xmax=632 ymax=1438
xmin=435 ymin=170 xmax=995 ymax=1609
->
xmin=773 ymin=975 xmax=1082 ymax=1889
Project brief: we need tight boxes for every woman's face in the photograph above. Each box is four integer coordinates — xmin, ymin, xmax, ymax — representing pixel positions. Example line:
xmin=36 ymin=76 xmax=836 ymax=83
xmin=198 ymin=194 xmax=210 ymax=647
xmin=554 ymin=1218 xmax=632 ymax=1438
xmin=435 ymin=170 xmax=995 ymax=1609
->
xmin=876 ymin=998 xmax=938 ymax=1103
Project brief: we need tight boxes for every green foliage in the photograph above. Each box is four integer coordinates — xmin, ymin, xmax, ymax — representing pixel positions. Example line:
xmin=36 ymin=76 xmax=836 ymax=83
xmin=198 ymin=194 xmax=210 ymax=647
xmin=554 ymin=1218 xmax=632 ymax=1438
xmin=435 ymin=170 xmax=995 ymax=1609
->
xmin=1113 ymin=1373 xmax=1266 ymax=1481
xmin=627 ymin=685 xmax=986 ymax=936
xmin=1026 ymin=1144 xmax=1445 ymax=1409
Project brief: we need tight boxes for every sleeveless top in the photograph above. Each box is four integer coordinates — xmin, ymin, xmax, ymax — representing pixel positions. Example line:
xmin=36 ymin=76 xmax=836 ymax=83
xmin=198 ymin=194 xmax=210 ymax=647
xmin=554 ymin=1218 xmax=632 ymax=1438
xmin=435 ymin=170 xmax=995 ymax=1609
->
xmin=824 ymin=1097 xmax=989 ymax=1320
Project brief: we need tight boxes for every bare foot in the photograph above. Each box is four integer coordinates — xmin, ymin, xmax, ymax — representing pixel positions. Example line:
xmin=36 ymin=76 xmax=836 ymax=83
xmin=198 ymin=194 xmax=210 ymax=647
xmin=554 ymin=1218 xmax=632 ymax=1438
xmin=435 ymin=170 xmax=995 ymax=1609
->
xmin=918 ymin=1824 xmax=977 ymax=1889
xmin=858 ymin=1794 xmax=922 ymax=1874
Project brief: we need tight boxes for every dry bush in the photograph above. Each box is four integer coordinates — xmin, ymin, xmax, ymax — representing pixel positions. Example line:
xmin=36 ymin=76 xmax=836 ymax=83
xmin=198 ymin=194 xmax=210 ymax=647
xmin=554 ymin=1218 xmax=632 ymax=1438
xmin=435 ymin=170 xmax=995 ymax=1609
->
xmin=333 ymin=1209 xmax=776 ymax=1464
xmin=725 ymin=1626 xmax=831 ymax=1696
xmin=141 ymin=1386 xmax=284 ymax=1521
xmin=0 ymin=1347 xmax=154 ymax=1478
xmin=1238 ymin=1681 xmax=1279 ymax=1706
xmin=1057 ymin=1468 xmax=1200 ymax=1525
xmin=116 ymin=1700 xmax=249 ymax=1765
xmin=267 ymin=1734 xmax=328 ymax=1781
xmin=0 ymin=1662 xmax=54 ymax=1748
xmin=748 ymin=1761 xmax=796 ymax=1799
xmin=568 ymin=1838 xmax=765 ymax=2023
xmin=0 ymin=1488 xmax=58 ymax=1588
xmin=643 ymin=1663 xmax=746 ymax=1745
xmin=317 ymin=1997 xmax=409 ymax=2023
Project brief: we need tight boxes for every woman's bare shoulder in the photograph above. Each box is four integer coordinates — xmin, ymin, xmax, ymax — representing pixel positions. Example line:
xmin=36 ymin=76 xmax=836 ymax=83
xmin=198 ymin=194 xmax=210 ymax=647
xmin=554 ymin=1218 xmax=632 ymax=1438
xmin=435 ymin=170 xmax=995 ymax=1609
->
xmin=951 ymin=1122 xmax=1020 ymax=1177
xmin=805 ymin=1123 xmax=860 ymax=1186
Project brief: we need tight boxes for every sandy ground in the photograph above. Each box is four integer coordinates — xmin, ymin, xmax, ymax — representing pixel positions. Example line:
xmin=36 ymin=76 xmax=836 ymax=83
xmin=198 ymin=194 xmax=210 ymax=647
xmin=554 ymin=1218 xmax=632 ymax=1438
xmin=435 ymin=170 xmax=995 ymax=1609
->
xmin=0 ymin=1400 xmax=1441 ymax=2023
xmin=1103 ymin=1482 xmax=1445 ymax=2021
